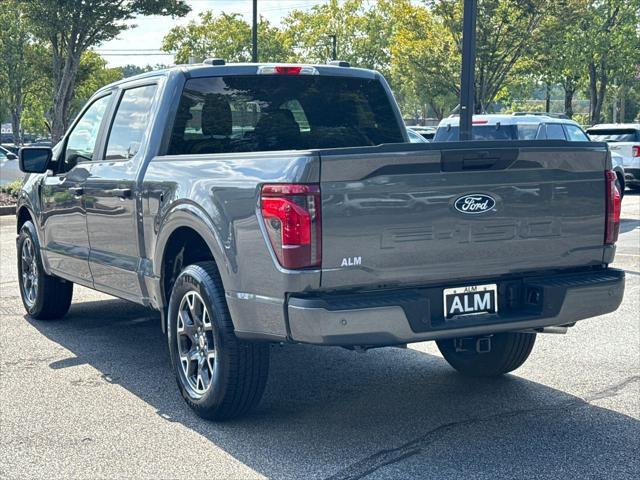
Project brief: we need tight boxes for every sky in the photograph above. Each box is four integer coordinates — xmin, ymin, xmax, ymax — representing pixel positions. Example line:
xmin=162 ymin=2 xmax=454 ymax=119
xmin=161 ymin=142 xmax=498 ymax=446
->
xmin=98 ymin=1 xmax=329 ymax=67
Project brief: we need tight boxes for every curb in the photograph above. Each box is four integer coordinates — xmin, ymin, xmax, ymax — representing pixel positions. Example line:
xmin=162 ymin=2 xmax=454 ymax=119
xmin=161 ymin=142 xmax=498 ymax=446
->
xmin=0 ymin=205 xmax=16 ymax=216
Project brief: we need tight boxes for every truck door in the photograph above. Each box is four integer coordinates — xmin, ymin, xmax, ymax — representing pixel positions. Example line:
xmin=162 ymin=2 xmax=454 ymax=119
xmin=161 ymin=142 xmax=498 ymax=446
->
xmin=40 ymin=93 xmax=113 ymax=285
xmin=84 ymin=82 xmax=158 ymax=301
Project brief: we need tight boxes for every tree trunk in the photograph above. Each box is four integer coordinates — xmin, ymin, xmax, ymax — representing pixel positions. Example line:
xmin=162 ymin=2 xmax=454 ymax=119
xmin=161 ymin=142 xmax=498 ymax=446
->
xmin=10 ymin=107 xmax=22 ymax=146
xmin=563 ymin=84 xmax=575 ymax=119
xmin=545 ymin=84 xmax=551 ymax=113
xmin=619 ymin=84 xmax=626 ymax=122
xmin=588 ymin=61 xmax=608 ymax=124
xmin=50 ymin=51 xmax=81 ymax=143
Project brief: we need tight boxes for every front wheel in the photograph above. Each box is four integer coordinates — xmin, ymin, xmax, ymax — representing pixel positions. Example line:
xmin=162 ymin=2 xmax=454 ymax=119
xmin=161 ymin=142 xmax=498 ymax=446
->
xmin=436 ymin=332 xmax=536 ymax=377
xmin=167 ymin=262 xmax=269 ymax=420
xmin=17 ymin=221 xmax=73 ymax=319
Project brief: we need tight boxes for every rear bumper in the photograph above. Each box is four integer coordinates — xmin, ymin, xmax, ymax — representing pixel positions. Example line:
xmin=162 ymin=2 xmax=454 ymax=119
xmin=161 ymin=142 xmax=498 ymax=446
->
xmin=286 ymin=269 xmax=625 ymax=346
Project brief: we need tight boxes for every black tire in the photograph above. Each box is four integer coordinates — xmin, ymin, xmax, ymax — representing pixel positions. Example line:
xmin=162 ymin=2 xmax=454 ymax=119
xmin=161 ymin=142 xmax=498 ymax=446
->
xmin=436 ymin=332 xmax=536 ymax=377
xmin=615 ymin=173 xmax=625 ymax=199
xmin=17 ymin=221 xmax=73 ymax=320
xmin=167 ymin=262 xmax=269 ymax=420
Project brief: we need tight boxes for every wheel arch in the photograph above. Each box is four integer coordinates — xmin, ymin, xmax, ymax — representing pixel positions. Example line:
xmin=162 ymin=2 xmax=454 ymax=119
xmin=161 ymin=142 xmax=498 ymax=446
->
xmin=154 ymin=203 xmax=230 ymax=315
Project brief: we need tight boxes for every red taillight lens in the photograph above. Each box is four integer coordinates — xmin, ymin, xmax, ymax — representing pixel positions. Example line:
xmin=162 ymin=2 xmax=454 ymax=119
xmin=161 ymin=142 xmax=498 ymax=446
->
xmin=605 ymin=170 xmax=621 ymax=245
xmin=260 ymin=184 xmax=321 ymax=269
xmin=632 ymin=145 xmax=640 ymax=157
xmin=274 ymin=66 xmax=302 ymax=75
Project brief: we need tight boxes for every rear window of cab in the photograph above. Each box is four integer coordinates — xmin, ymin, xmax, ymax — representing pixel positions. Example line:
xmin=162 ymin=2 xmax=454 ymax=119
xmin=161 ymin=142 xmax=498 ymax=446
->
xmin=166 ymin=75 xmax=404 ymax=155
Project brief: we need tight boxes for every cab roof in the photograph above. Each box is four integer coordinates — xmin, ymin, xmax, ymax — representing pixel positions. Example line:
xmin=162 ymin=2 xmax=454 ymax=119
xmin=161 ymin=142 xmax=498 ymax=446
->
xmin=587 ymin=123 xmax=640 ymax=130
xmin=438 ymin=114 xmax=581 ymax=128
xmin=95 ymin=62 xmax=379 ymax=95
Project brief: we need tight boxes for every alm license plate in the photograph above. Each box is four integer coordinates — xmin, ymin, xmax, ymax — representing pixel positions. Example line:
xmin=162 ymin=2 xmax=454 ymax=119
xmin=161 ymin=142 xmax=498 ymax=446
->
xmin=443 ymin=283 xmax=498 ymax=319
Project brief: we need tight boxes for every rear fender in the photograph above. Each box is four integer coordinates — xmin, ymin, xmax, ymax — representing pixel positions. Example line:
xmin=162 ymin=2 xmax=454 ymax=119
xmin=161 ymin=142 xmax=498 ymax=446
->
xmin=152 ymin=202 xmax=229 ymax=308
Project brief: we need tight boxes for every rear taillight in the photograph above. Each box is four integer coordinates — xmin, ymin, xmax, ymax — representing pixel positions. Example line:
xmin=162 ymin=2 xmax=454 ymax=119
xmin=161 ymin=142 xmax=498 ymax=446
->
xmin=605 ymin=170 xmax=621 ymax=245
xmin=260 ymin=184 xmax=321 ymax=269
xmin=632 ymin=145 xmax=640 ymax=157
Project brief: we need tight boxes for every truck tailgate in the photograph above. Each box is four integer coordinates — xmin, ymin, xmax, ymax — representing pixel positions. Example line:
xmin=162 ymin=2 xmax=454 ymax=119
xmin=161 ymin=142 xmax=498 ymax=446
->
xmin=319 ymin=141 xmax=608 ymax=289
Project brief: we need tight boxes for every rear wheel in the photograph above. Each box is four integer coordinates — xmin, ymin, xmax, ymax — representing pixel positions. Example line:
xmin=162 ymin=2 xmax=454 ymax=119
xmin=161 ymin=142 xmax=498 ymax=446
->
xmin=436 ymin=332 xmax=536 ymax=377
xmin=167 ymin=262 xmax=269 ymax=420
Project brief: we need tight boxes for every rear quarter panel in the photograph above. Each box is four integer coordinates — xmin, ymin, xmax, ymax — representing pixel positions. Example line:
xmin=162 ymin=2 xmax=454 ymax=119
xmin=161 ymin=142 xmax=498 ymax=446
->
xmin=142 ymin=151 xmax=321 ymax=299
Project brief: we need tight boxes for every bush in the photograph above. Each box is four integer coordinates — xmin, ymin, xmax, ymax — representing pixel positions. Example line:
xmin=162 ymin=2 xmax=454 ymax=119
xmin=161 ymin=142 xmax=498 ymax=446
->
xmin=0 ymin=179 xmax=23 ymax=198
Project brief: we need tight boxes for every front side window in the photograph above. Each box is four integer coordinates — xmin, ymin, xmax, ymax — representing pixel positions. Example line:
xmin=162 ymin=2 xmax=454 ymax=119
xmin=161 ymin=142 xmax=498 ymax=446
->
xmin=167 ymin=75 xmax=404 ymax=155
xmin=63 ymin=94 xmax=111 ymax=171
xmin=564 ymin=124 xmax=589 ymax=142
xmin=105 ymin=84 xmax=157 ymax=160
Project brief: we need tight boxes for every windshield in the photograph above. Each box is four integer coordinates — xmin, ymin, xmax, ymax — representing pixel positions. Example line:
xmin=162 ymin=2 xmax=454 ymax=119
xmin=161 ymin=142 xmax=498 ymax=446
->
xmin=167 ymin=75 xmax=404 ymax=155
xmin=586 ymin=129 xmax=639 ymax=142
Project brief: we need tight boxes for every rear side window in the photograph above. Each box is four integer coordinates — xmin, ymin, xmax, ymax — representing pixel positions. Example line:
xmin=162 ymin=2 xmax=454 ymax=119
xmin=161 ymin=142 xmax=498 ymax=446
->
xmin=167 ymin=75 xmax=403 ymax=155
xmin=586 ymin=129 xmax=639 ymax=142
xmin=433 ymin=125 xmax=518 ymax=142
xmin=105 ymin=84 xmax=157 ymax=160
xmin=546 ymin=124 xmax=566 ymax=140
xmin=564 ymin=124 xmax=589 ymax=142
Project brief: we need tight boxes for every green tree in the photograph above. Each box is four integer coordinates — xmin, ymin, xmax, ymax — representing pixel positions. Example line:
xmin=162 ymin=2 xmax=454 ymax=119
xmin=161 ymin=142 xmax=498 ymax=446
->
xmin=23 ymin=0 xmax=189 ymax=142
xmin=429 ymin=0 xmax=553 ymax=113
xmin=579 ymin=0 xmax=640 ymax=123
xmin=0 ymin=1 xmax=42 ymax=145
xmin=162 ymin=12 xmax=291 ymax=64
xmin=535 ymin=0 xmax=591 ymax=118
xmin=390 ymin=2 xmax=460 ymax=119
xmin=282 ymin=0 xmax=397 ymax=76
xmin=20 ymin=51 xmax=123 ymax=138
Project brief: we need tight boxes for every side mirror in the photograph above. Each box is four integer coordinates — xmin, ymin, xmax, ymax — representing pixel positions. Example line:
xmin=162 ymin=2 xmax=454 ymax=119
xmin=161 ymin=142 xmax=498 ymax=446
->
xmin=6 ymin=152 xmax=18 ymax=160
xmin=19 ymin=146 xmax=53 ymax=173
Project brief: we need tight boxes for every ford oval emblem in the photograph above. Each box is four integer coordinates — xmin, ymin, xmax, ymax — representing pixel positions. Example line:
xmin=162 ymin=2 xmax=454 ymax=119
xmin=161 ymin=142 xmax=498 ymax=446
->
xmin=454 ymin=194 xmax=496 ymax=214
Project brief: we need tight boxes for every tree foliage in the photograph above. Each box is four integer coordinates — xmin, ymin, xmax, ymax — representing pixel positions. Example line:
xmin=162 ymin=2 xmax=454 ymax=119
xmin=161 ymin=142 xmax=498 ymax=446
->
xmin=22 ymin=0 xmax=190 ymax=142
xmin=163 ymin=12 xmax=291 ymax=64
xmin=0 ymin=1 xmax=43 ymax=144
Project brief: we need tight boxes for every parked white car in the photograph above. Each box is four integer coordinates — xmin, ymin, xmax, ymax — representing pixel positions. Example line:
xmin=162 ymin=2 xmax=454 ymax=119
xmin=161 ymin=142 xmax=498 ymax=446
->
xmin=434 ymin=113 xmax=591 ymax=142
xmin=0 ymin=145 xmax=24 ymax=186
xmin=435 ymin=114 xmax=627 ymax=195
xmin=586 ymin=124 xmax=640 ymax=192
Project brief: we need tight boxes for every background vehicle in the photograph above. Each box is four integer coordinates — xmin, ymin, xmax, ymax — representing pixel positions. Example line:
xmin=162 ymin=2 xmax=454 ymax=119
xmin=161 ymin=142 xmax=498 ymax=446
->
xmin=16 ymin=62 xmax=624 ymax=420
xmin=0 ymin=145 xmax=22 ymax=186
xmin=407 ymin=127 xmax=429 ymax=143
xmin=434 ymin=114 xmax=590 ymax=142
xmin=406 ymin=125 xmax=436 ymax=141
xmin=586 ymin=124 xmax=640 ymax=191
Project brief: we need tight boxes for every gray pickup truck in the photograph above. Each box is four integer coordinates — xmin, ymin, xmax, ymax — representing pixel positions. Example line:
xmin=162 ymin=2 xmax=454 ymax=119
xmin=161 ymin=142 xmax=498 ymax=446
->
xmin=16 ymin=62 xmax=624 ymax=420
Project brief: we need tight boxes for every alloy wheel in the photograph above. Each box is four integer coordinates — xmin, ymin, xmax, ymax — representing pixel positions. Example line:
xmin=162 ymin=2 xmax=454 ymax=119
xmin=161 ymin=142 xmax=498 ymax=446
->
xmin=20 ymin=237 xmax=38 ymax=308
xmin=176 ymin=291 xmax=216 ymax=397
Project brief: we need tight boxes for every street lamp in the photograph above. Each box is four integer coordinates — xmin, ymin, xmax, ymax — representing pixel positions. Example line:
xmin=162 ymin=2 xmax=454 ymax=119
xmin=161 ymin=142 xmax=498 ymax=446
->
xmin=459 ymin=0 xmax=478 ymax=141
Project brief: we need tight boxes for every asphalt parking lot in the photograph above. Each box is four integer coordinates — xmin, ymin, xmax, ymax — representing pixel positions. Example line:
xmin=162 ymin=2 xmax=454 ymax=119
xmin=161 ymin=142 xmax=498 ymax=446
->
xmin=1 ymin=194 xmax=638 ymax=480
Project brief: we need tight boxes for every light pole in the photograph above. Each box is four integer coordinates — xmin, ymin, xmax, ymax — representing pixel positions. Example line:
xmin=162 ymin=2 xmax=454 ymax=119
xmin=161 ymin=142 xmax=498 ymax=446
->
xmin=329 ymin=34 xmax=337 ymax=60
xmin=459 ymin=0 xmax=477 ymax=141
xmin=252 ymin=0 xmax=258 ymax=62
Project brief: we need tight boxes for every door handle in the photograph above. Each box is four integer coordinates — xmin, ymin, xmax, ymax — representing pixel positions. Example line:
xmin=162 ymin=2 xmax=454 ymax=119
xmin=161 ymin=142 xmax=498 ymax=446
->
xmin=108 ymin=188 xmax=132 ymax=198
xmin=68 ymin=187 xmax=84 ymax=196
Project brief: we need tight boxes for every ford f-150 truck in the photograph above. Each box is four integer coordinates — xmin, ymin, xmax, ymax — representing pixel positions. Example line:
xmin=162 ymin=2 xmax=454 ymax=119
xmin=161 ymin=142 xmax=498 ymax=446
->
xmin=16 ymin=61 xmax=624 ymax=420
